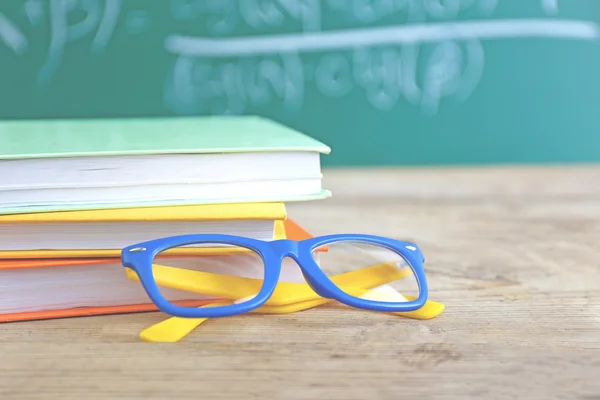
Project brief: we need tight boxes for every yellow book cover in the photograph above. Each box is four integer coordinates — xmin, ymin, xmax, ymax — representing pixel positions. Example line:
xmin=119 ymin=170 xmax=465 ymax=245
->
xmin=0 ymin=219 xmax=311 ymax=322
xmin=0 ymin=202 xmax=286 ymax=258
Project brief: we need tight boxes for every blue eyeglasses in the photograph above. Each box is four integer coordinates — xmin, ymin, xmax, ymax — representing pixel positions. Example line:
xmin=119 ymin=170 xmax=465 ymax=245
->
xmin=120 ymin=233 xmax=430 ymax=319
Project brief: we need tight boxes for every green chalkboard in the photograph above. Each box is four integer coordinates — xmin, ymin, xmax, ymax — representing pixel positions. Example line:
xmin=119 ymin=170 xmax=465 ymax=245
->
xmin=1 ymin=1 xmax=599 ymax=166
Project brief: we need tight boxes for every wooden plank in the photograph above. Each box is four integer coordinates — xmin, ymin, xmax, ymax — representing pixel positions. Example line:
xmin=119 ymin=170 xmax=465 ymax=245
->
xmin=1 ymin=166 xmax=599 ymax=399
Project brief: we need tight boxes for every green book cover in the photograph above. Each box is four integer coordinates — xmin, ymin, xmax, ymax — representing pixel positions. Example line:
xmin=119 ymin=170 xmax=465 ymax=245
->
xmin=0 ymin=115 xmax=331 ymax=215
xmin=0 ymin=115 xmax=331 ymax=159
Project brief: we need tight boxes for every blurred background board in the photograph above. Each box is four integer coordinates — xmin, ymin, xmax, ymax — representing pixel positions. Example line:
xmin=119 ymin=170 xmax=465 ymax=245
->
xmin=0 ymin=0 xmax=599 ymax=166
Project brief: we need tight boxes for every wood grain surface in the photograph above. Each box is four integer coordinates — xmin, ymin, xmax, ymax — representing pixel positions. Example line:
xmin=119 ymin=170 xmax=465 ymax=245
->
xmin=1 ymin=166 xmax=599 ymax=400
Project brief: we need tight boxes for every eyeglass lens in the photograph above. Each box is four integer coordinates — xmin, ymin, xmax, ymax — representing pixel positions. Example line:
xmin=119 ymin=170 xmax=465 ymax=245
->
xmin=149 ymin=242 xmax=266 ymax=308
xmin=312 ymin=240 xmax=420 ymax=303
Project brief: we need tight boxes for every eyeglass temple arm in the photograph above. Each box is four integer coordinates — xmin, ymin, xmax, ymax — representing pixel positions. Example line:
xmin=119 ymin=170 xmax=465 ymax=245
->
xmin=137 ymin=269 xmax=443 ymax=344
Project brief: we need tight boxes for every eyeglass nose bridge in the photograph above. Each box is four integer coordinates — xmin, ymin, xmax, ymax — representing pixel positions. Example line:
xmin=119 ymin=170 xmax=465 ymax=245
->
xmin=269 ymin=239 xmax=333 ymax=299
xmin=269 ymin=239 xmax=300 ymax=258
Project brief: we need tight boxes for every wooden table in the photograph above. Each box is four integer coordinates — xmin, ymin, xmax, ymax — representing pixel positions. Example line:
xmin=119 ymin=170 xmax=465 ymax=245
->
xmin=1 ymin=166 xmax=599 ymax=399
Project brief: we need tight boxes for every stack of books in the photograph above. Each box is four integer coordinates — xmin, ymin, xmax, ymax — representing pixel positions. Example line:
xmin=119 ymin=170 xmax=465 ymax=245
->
xmin=0 ymin=115 xmax=331 ymax=323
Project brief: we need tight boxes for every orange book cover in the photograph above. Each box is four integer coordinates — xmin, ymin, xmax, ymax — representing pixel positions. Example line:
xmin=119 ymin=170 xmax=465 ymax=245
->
xmin=0 ymin=218 xmax=315 ymax=323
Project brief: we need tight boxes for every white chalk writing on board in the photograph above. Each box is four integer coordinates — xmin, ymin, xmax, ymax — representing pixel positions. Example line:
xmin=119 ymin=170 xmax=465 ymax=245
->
xmin=0 ymin=0 xmax=598 ymax=117
xmin=38 ymin=0 xmax=122 ymax=84
xmin=163 ymin=39 xmax=484 ymax=116
xmin=164 ymin=0 xmax=599 ymax=116
xmin=24 ymin=0 xmax=44 ymax=26
xmin=0 ymin=0 xmax=124 ymax=84
xmin=170 ymin=0 xmax=322 ymax=34
xmin=166 ymin=0 xmax=555 ymax=36
xmin=542 ymin=0 xmax=558 ymax=15
xmin=0 ymin=12 xmax=28 ymax=55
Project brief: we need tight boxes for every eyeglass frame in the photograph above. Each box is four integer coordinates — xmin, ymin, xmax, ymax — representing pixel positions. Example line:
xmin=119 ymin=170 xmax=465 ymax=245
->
xmin=121 ymin=233 xmax=430 ymax=319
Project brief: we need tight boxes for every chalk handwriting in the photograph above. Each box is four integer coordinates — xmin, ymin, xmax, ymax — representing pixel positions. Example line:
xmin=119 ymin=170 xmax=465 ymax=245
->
xmin=420 ymin=39 xmax=484 ymax=115
xmin=0 ymin=0 xmax=590 ymax=118
xmin=163 ymin=0 xmax=596 ymax=116
xmin=164 ymin=38 xmax=484 ymax=116
xmin=542 ymin=0 xmax=559 ymax=15
xmin=163 ymin=51 xmax=305 ymax=115
xmin=277 ymin=0 xmax=321 ymax=32
xmin=168 ymin=0 xmax=562 ymax=38
xmin=92 ymin=0 xmax=122 ymax=53
xmin=171 ymin=0 xmax=322 ymax=34
xmin=38 ymin=0 xmax=121 ymax=85
xmin=478 ymin=0 xmax=499 ymax=15
xmin=325 ymin=0 xmax=557 ymax=23
xmin=0 ymin=12 xmax=28 ymax=55
xmin=24 ymin=0 xmax=44 ymax=26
